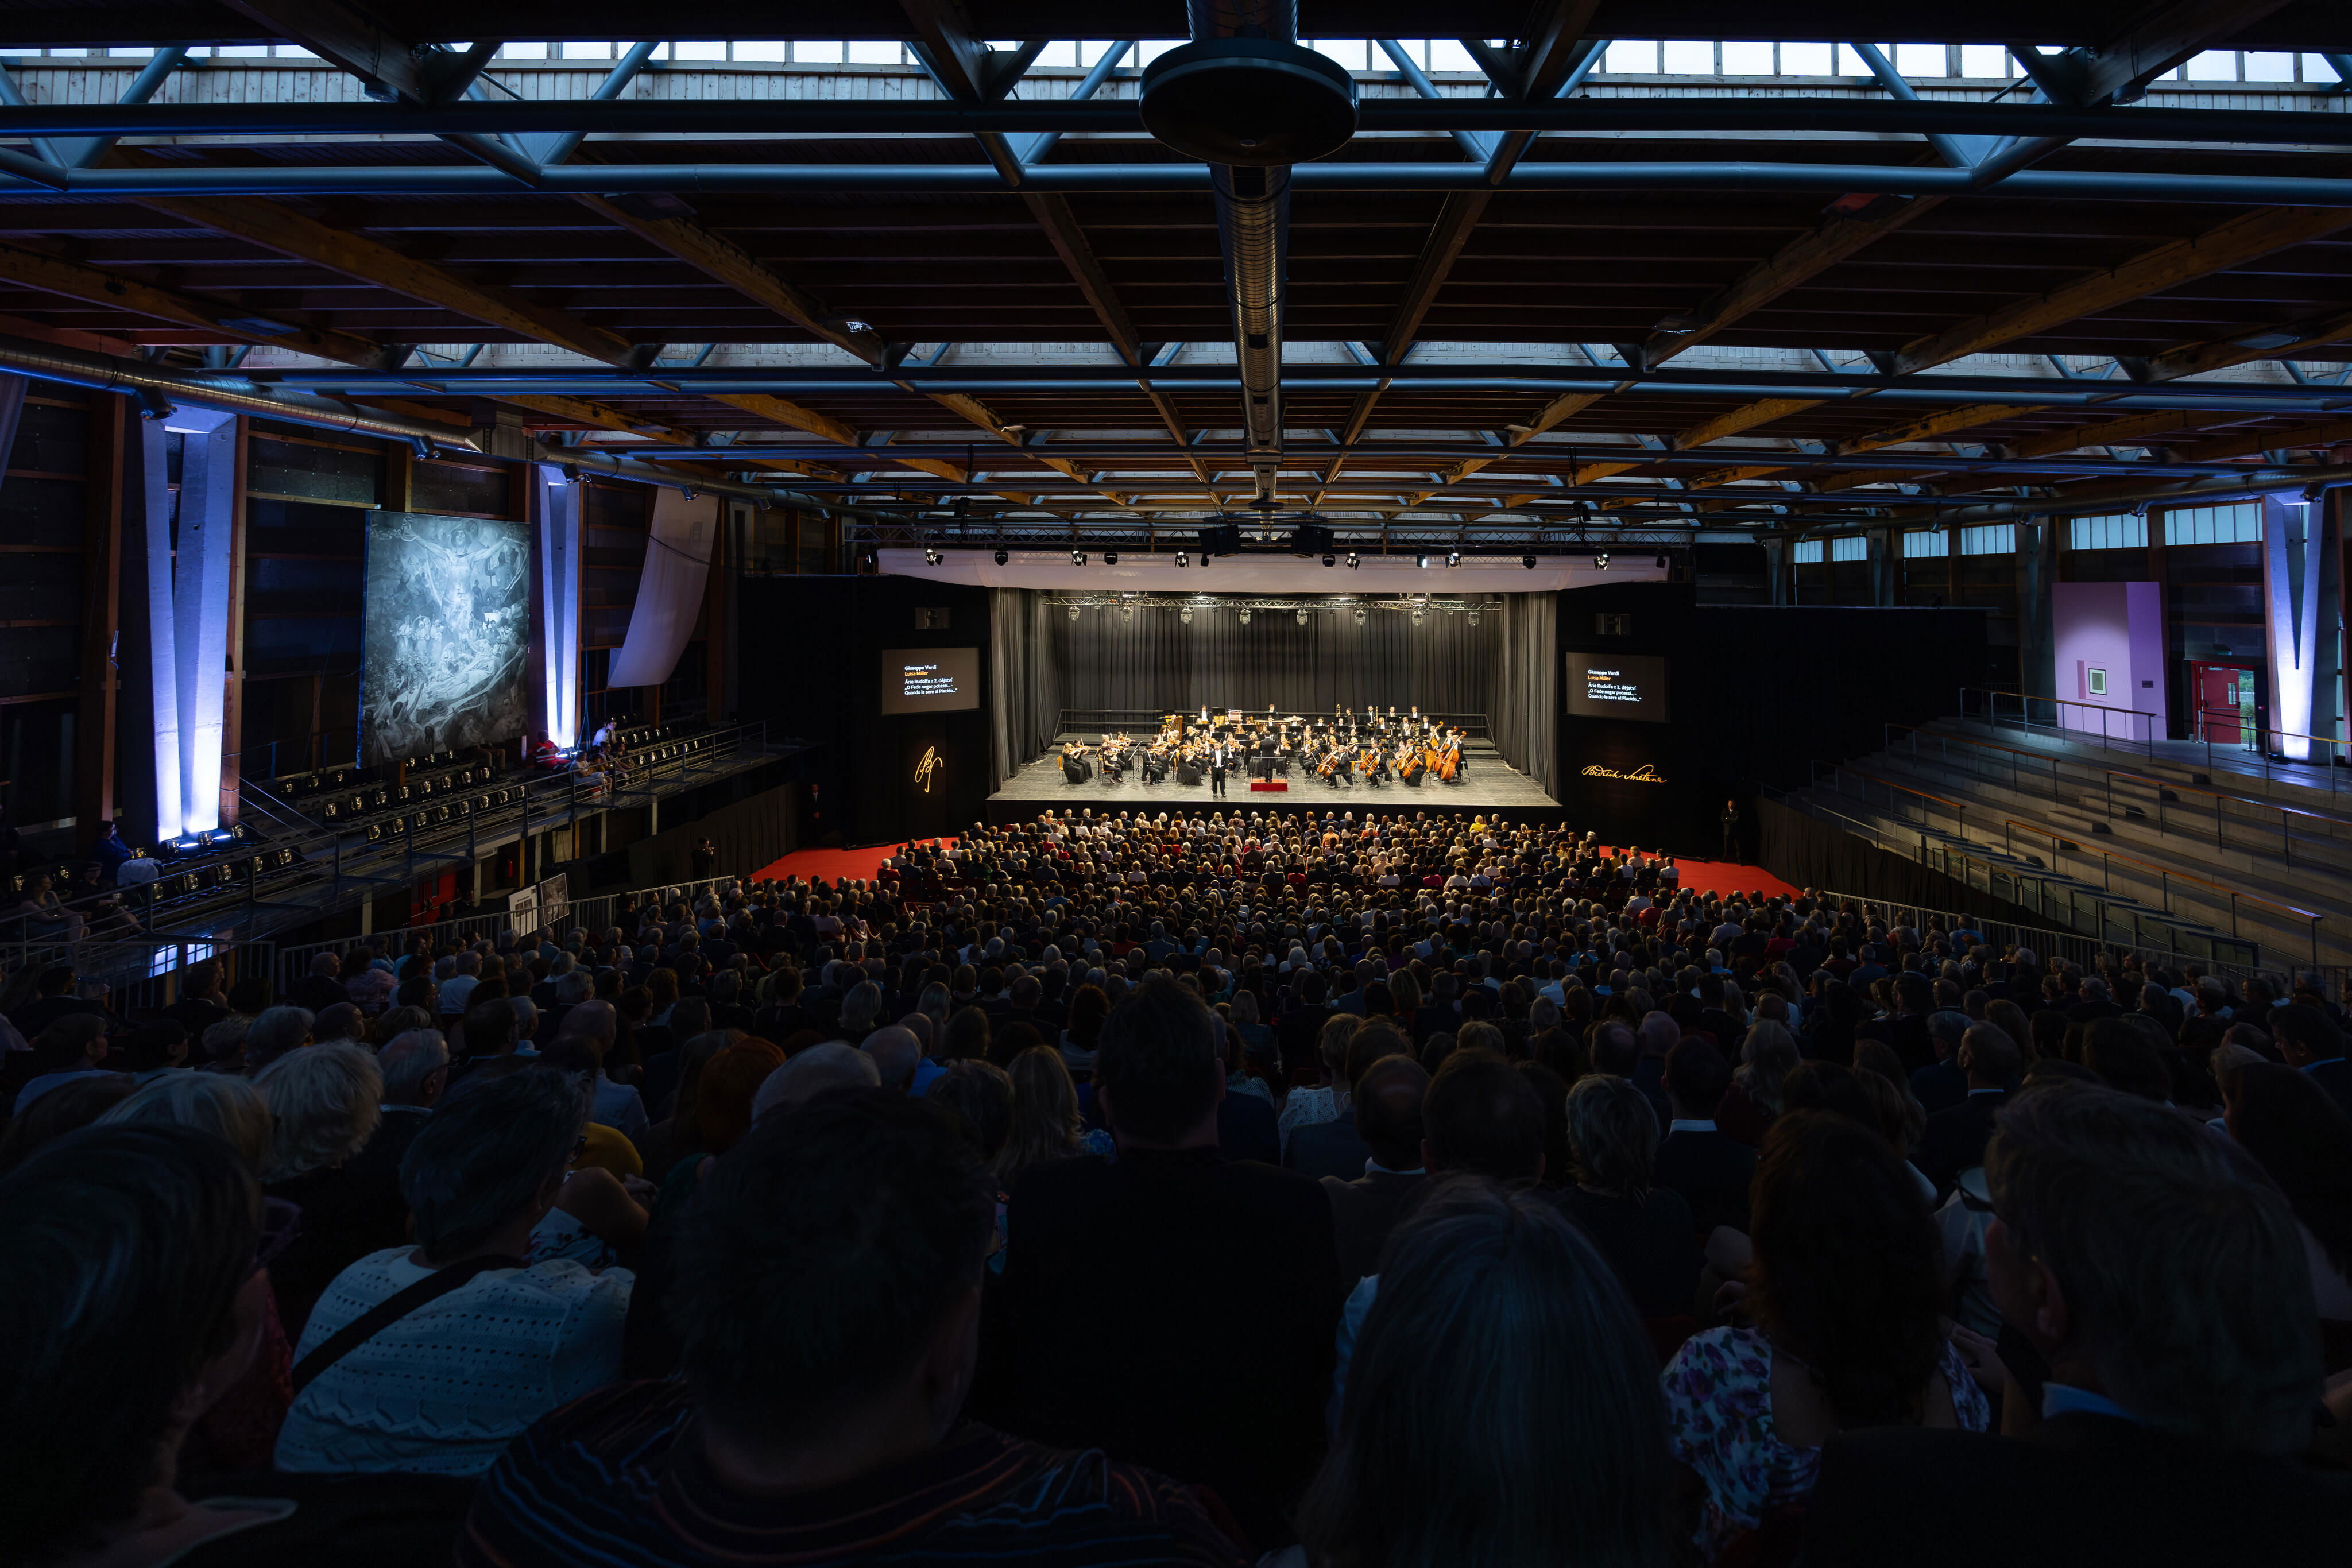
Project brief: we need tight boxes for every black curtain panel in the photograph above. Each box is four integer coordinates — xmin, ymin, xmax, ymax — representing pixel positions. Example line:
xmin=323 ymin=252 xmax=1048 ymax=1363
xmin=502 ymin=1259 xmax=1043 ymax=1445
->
xmin=1490 ymin=590 xmax=1560 ymax=797
xmin=989 ymin=586 xmax=1064 ymax=785
xmin=1045 ymin=594 xmax=1496 ymax=718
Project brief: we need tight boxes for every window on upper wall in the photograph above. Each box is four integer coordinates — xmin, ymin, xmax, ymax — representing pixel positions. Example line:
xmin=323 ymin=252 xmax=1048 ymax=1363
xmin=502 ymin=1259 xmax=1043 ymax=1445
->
xmin=1829 ymin=536 xmax=1868 ymax=563
xmin=1780 ymin=41 xmax=1834 ymax=74
xmin=1901 ymin=529 xmax=1946 ymax=558
xmin=1794 ymin=539 xmax=1824 ymax=563
xmin=2165 ymin=501 xmax=2263 ymax=545
xmin=1958 ymin=524 xmax=2014 ymax=556
xmin=1604 ymin=40 xmax=1658 ymax=72
xmin=2068 ymin=512 xmax=2147 ymax=551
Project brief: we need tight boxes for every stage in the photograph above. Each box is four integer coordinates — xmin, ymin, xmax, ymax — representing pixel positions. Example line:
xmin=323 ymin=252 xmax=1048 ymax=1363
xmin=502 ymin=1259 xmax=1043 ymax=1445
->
xmin=986 ymin=734 xmax=1565 ymax=823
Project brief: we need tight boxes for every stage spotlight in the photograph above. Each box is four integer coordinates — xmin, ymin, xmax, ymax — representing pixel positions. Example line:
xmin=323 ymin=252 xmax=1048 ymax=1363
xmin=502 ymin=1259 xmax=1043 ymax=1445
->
xmin=1346 ymin=552 xmax=1360 ymax=568
xmin=1655 ymin=552 xmax=1668 ymax=568
xmin=1322 ymin=553 xmax=1335 ymax=567
xmin=1468 ymin=609 xmax=1481 ymax=626
xmin=1175 ymin=549 xmax=1189 ymax=568
xmin=1415 ymin=553 xmax=1428 ymax=569
xmin=1296 ymin=609 xmax=1309 ymax=625
xmin=995 ymin=548 xmax=1009 ymax=564
xmin=1445 ymin=551 xmax=1460 ymax=567
xmin=1521 ymin=553 xmax=1535 ymax=569
xmin=1067 ymin=605 xmax=1080 ymax=620
xmin=1071 ymin=549 xmax=1086 ymax=565
xmin=1104 ymin=549 xmax=1119 ymax=565
xmin=1353 ymin=607 xmax=1367 ymax=625
xmin=1597 ymin=551 xmax=1611 ymax=569
xmin=1237 ymin=607 xmax=1252 ymax=624
xmin=922 ymin=545 xmax=942 ymax=566
xmin=1410 ymin=607 xmax=1425 ymax=626
xmin=1180 ymin=605 xmax=1193 ymax=624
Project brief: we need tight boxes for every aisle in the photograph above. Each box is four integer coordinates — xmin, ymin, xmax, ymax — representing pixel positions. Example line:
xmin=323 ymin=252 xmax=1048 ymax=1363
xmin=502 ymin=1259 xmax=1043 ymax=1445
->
xmin=1642 ymin=855 xmax=1800 ymax=900
xmin=751 ymin=839 xmax=957 ymax=885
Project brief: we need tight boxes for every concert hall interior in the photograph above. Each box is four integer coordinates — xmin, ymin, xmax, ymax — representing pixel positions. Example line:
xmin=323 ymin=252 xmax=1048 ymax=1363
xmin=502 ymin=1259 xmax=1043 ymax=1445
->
xmin=4 ymin=6 xmax=2352 ymax=1566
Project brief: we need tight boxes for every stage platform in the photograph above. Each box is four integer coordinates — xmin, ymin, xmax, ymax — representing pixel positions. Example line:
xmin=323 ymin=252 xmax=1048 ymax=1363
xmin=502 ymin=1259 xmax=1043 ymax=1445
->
xmin=987 ymin=735 xmax=1564 ymax=823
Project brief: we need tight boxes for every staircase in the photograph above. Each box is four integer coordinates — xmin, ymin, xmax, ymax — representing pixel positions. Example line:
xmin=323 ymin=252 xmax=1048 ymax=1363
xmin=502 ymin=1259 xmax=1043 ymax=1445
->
xmin=1781 ymin=712 xmax=2352 ymax=973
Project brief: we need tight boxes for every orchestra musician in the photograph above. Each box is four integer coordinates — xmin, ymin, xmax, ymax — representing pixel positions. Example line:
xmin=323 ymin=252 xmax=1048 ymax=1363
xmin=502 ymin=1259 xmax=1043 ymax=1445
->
xmin=1060 ymin=740 xmax=1093 ymax=785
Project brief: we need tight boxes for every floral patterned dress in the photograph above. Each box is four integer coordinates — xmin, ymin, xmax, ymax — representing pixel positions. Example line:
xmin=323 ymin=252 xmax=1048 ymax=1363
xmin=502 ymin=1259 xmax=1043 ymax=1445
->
xmin=1661 ymin=1325 xmax=1989 ymax=1560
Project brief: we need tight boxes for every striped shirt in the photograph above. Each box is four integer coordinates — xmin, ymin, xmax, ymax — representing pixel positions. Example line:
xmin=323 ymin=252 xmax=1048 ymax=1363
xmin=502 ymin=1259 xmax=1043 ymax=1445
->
xmin=458 ymin=1381 xmax=1244 ymax=1567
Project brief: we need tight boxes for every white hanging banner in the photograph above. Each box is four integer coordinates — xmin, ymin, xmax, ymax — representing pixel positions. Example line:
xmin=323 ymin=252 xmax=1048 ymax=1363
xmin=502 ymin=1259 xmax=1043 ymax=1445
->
xmin=606 ymin=486 xmax=715 ymax=691
xmin=535 ymin=464 xmax=583 ymax=748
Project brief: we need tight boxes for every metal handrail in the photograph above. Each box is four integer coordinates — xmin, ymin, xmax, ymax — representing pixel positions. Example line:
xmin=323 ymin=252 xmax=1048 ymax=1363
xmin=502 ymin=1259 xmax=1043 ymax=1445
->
xmin=2189 ymin=705 xmax=2351 ymax=796
xmin=1959 ymin=686 xmax=2158 ymax=757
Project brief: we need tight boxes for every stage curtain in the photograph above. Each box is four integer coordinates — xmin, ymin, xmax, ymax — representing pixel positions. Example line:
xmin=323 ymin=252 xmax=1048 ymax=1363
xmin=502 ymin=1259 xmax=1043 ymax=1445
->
xmin=1042 ymin=591 xmax=1495 ymax=721
xmin=1491 ymin=590 xmax=1558 ymax=797
xmin=608 ymin=487 xmax=713 ymax=689
xmin=989 ymin=586 xmax=1063 ymax=785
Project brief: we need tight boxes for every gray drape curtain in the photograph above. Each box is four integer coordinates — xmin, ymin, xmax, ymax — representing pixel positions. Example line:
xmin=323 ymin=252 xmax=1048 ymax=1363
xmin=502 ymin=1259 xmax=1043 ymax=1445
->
xmin=1490 ymin=590 xmax=1559 ymax=797
xmin=989 ymin=586 xmax=1063 ymax=786
xmin=1048 ymin=595 xmax=1494 ymax=715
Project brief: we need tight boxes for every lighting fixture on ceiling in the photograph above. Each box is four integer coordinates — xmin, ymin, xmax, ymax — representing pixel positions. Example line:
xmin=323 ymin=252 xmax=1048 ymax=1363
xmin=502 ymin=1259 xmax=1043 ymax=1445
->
xmin=1237 ymin=607 xmax=1252 ymax=624
xmin=1353 ymin=606 xmax=1367 ymax=625
xmin=1346 ymin=552 xmax=1360 ymax=569
xmin=1072 ymin=549 xmax=1087 ymax=565
xmin=1067 ymin=605 xmax=1080 ymax=620
xmin=1104 ymin=549 xmax=1120 ymax=565
xmin=1415 ymin=553 xmax=1428 ymax=568
xmin=1445 ymin=551 xmax=1460 ymax=567
xmin=1410 ymin=607 xmax=1425 ymax=626
xmin=1596 ymin=552 xmax=1611 ymax=569
xmin=1295 ymin=609 xmax=1308 ymax=625
xmin=1180 ymin=605 xmax=1194 ymax=624
xmin=1655 ymin=552 xmax=1667 ymax=568
xmin=1120 ymin=605 xmax=1134 ymax=624
xmin=1521 ymin=553 xmax=1536 ymax=569
xmin=1322 ymin=553 xmax=1335 ymax=567
xmin=1175 ymin=549 xmax=1189 ymax=568
xmin=922 ymin=545 xmax=942 ymax=566
xmin=1468 ymin=609 xmax=1480 ymax=626
xmin=994 ymin=548 xmax=1009 ymax=565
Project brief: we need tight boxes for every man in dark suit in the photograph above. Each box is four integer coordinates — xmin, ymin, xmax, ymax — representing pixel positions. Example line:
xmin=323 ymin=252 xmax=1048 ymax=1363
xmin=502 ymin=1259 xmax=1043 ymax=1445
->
xmin=1208 ymin=744 xmax=1228 ymax=799
xmin=1320 ymin=1055 xmax=1428 ymax=1288
xmin=1001 ymin=974 xmax=1338 ymax=1550
xmin=1917 ymin=1024 xmax=2020 ymax=1190
xmin=2270 ymin=1000 xmax=2352 ymax=1120
xmin=1652 ymin=1037 xmax=1755 ymax=1237
xmin=1274 ymin=970 xmax=1336 ymax=1071
xmin=1909 ymin=1010 xmax=1972 ymax=1115
xmin=1804 ymin=1083 xmax=2343 ymax=1567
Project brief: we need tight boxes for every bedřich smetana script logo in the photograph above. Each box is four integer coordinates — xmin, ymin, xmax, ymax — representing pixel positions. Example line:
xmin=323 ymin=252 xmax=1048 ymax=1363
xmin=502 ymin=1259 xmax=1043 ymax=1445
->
xmin=1581 ymin=763 xmax=1666 ymax=784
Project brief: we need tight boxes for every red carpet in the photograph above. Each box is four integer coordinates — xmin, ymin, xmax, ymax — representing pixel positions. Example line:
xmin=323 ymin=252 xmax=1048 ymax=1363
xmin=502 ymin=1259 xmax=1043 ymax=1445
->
xmin=753 ymin=838 xmax=1793 ymax=900
xmin=752 ymin=839 xmax=958 ymax=885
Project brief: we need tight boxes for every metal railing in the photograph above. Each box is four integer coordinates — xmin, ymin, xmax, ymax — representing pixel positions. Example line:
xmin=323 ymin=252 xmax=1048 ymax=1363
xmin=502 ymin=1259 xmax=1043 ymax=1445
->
xmin=1807 ymin=889 xmax=2335 ymax=998
xmin=0 ymin=936 xmax=276 ymax=1019
xmin=1960 ymin=686 xmax=2159 ymax=756
xmin=1805 ymin=760 xmax=2321 ymax=963
xmin=2189 ymin=706 xmax=2352 ymax=796
xmin=1884 ymin=723 xmax=2352 ymax=873
xmin=1055 ymin=707 xmax=1493 ymax=739
xmin=268 ymin=870 xmax=754 ymax=993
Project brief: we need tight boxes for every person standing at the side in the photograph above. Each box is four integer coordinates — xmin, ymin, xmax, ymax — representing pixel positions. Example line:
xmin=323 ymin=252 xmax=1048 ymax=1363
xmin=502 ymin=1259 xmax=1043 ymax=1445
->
xmin=1210 ymin=744 xmax=1228 ymax=800
xmin=1720 ymin=799 xmax=1740 ymax=861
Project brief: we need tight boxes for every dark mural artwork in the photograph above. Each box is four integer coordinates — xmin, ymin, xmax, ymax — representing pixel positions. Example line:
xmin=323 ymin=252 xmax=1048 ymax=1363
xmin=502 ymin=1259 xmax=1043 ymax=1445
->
xmin=360 ymin=512 xmax=530 ymax=765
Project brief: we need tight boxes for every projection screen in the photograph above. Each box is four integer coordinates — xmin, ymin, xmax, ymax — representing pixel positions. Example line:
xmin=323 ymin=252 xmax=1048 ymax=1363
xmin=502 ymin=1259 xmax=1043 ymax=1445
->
xmin=360 ymin=512 xmax=532 ymax=764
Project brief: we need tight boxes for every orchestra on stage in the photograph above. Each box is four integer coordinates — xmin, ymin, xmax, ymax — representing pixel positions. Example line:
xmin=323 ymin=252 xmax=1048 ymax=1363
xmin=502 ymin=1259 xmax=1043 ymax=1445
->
xmin=1058 ymin=705 xmax=1471 ymax=791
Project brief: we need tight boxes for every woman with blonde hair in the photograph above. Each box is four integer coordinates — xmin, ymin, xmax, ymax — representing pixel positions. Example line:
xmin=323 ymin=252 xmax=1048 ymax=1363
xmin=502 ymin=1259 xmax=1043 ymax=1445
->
xmin=252 ymin=1042 xmax=405 ymax=1338
xmin=995 ymin=1045 xmax=1102 ymax=1191
xmin=1716 ymin=1020 xmax=1800 ymax=1147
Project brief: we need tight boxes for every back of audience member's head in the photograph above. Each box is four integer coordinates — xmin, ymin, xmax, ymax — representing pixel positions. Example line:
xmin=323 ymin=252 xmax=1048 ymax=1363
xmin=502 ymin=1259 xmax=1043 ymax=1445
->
xmin=1781 ymin=1059 xmax=1882 ymax=1135
xmin=459 ymin=997 xmax=517 ymax=1060
xmin=1299 ymin=1176 xmax=1668 ymax=1568
xmin=1353 ymin=1054 xmax=1430 ymax=1171
xmin=311 ymin=1001 xmax=365 ymax=1045
xmin=2225 ymin=1062 xmax=2352 ymax=1288
xmin=1751 ymin=1110 xmax=1944 ymax=1426
xmin=0 ymin=1074 xmax=138 ymax=1173
xmin=1589 ymin=1019 xmax=1637 ymax=1077
xmin=694 ymin=1038 xmax=788 ymax=1153
xmin=753 ymin=1041 xmax=881 ymax=1121
xmin=669 ymin=1091 xmax=993 ymax=1455
xmin=252 ymin=1039 xmax=380 ymax=1182
xmin=1958 ymin=1022 xmax=2021 ymax=1089
xmin=998 ymin=1046 xmax=1085 ymax=1187
xmin=1564 ymin=1074 xmax=1658 ymax=1202
xmin=1664 ymin=1037 xmax=1730 ymax=1118
xmin=378 ymin=1027 xmax=452 ymax=1106
xmin=861 ymin=1024 xmax=921 ymax=1093
xmin=2080 ymin=1016 xmax=2173 ymax=1102
xmin=400 ymin=1065 xmax=585 ymax=1264
xmin=240 ymin=1004 xmax=314 ymax=1075
xmin=0 ymin=1125 xmax=262 ymax=1566
xmin=98 ymin=1073 xmax=273 ymax=1171
xmin=1094 ymin=973 xmax=1221 ymax=1146
xmin=1986 ymin=1083 xmax=2319 ymax=1453
xmin=1423 ymin=1048 xmax=1546 ymax=1183
xmin=2266 ymin=1001 xmax=2342 ymax=1070
xmin=925 ymin=1059 xmax=1015 ymax=1162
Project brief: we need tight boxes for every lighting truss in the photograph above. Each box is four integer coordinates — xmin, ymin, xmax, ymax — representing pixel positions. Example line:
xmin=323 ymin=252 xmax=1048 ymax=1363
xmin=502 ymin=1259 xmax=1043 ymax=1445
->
xmin=1042 ymin=593 xmax=1491 ymax=615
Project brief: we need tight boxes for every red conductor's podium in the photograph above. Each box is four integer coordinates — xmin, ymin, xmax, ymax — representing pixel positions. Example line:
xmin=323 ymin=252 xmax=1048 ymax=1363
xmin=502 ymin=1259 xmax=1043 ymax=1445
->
xmin=1249 ymin=779 xmax=1288 ymax=792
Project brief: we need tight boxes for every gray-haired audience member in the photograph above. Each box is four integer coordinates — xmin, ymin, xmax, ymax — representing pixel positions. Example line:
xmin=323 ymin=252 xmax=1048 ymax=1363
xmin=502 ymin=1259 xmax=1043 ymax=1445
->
xmin=752 ymin=1041 xmax=880 ymax=1119
xmin=862 ymin=1024 xmax=922 ymax=1094
xmin=241 ymin=1005 xmax=316 ymax=1077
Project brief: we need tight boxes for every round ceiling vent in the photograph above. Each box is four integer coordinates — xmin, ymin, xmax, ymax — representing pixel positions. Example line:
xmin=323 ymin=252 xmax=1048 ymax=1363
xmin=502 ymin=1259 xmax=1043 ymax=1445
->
xmin=1140 ymin=38 xmax=1360 ymax=166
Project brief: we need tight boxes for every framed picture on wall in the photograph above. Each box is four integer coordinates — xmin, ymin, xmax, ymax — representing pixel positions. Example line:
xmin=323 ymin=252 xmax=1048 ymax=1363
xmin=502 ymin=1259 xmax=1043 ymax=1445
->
xmin=2087 ymin=668 xmax=2109 ymax=698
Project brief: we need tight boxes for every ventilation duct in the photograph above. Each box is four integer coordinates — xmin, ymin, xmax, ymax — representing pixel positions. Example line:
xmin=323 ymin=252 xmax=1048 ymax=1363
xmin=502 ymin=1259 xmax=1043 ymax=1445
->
xmin=1143 ymin=2 xmax=1356 ymax=509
